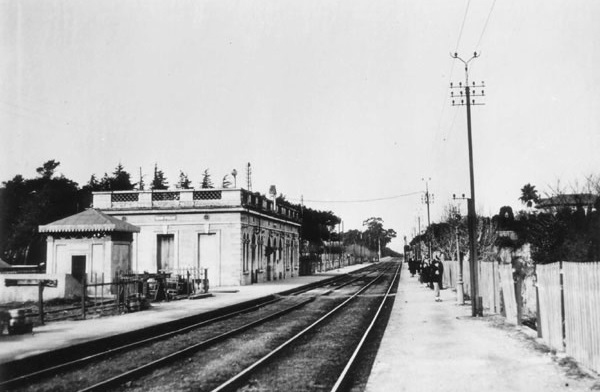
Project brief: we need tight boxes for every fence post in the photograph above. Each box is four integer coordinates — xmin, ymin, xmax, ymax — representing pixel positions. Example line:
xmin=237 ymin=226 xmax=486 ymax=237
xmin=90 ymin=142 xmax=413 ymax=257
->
xmin=186 ymin=270 xmax=190 ymax=297
xmin=101 ymin=273 xmax=104 ymax=308
xmin=560 ymin=260 xmax=566 ymax=349
xmin=38 ymin=281 xmax=45 ymax=325
xmin=534 ymin=267 xmax=542 ymax=338
xmin=114 ymin=273 xmax=119 ymax=312
xmin=82 ymin=273 xmax=87 ymax=320
xmin=94 ymin=272 xmax=97 ymax=309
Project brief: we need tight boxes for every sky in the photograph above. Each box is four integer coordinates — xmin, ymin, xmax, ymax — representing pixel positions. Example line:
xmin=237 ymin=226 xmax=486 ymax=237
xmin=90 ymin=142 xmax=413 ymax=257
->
xmin=1 ymin=0 xmax=600 ymax=251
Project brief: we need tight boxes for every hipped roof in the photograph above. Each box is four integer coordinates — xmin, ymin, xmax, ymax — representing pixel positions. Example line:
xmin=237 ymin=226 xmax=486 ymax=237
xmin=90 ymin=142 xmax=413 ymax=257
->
xmin=536 ymin=194 xmax=597 ymax=209
xmin=39 ymin=208 xmax=140 ymax=233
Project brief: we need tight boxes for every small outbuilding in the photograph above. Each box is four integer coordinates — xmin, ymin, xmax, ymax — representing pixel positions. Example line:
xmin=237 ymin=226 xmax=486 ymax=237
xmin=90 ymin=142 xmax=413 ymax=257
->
xmin=39 ymin=208 xmax=141 ymax=286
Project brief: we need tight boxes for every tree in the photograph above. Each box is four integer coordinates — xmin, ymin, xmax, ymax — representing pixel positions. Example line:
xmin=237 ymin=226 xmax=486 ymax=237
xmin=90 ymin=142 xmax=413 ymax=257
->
xmin=176 ymin=171 xmax=192 ymax=189
xmin=151 ymin=164 xmax=168 ymax=190
xmin=519 ymin=183 xmax=539 ymax=208
xmin=201 ymin=169 xmax=214 ymax=189
xmin=1 ymin=161 xmax=79 ymax=264
xmin=362 ymin=217 xmax=397 ymax=253
xmin=111 ymin=163 xmax=135 ymax=191
xmin=98 ymin=173 xmax=112 ymax=191
xmin=78 ymin=174 xmax=102 ymax=209
xmin=36 ymin=160 xmax=60 ymax=179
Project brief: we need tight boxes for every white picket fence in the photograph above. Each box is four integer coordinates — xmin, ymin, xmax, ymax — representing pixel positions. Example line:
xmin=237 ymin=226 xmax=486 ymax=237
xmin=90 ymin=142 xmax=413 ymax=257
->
xmin=440 ymin=258 xmax=600 ymax=373
xmin=562 ymin=262 xmax=600 ymax=373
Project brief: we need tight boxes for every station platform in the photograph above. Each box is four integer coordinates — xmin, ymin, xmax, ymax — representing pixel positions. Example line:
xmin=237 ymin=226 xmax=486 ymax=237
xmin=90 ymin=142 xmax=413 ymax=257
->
xmin=0 ymin=263 xmax=371 ymax=366
xmin=365 ymin=263 xmax=599 ymax=392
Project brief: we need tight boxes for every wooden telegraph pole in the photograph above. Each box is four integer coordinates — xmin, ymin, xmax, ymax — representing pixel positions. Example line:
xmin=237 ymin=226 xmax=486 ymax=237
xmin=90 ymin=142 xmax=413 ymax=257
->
xmin=451 ymin=51 xmax=485 ymax=317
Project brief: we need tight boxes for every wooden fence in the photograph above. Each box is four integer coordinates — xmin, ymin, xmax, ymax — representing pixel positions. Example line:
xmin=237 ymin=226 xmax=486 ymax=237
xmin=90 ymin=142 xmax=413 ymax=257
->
xmin=562 ymin=262 xmax=600 ymax=373
xmin=497 ymin=264 xmax=518 ymax=324
xmin=536 ymin=262 xmax=564 ymax=352
xmin=480 ymin=262 xmax=501 ymax=314
xmin=437 ymin=258 xmax=600 ymax=373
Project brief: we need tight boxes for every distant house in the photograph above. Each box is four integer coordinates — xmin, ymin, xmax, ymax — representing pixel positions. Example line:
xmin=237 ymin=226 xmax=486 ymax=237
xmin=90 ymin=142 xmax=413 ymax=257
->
xmin=536 ymin=194 xmax=597 ymax=211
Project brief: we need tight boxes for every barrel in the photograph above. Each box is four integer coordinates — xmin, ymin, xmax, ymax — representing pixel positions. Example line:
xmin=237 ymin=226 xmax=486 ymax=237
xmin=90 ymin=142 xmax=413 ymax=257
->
xmin=128 ymin=295 xmax=141 ymax=312
xmin=8 ymin=308 xmax=32 ymax=335
xmin=0 ymin=310 xmax=9 ymax=335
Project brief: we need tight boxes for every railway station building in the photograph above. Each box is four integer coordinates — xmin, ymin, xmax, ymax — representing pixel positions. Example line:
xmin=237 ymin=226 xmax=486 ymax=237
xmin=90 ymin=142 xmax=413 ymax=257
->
xmin=88 ymin=188 xmax=302 ymax=287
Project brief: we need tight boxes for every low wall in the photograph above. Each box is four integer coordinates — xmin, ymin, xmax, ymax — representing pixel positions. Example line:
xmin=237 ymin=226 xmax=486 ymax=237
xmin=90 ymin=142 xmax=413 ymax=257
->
xmin=0 ymin=274 xmax=71 ymax=304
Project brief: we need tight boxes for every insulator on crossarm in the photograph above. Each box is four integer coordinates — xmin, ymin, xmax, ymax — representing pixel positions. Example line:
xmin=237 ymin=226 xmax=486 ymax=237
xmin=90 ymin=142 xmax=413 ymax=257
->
xmin=459 ymin=82 xmax=462 ymax=87
xmin=451 ymin=91 xmax=454 ymax=97
xmin=461 ymin=99 xmax=464 ymax=104
xmin=482 ymin=90 xmax=485 ymax=96
xmin=482 ymin=81 xmax=485 ymax=87
xmin=472 ymin=81 xmax=475 ymax=86
xmin=452 ymin=100 xmax=455 ymax=105
xmin=472 ymin=99 xmax=475 ymax=105
xmin=450 ymin=82 xmax=453 ymax=88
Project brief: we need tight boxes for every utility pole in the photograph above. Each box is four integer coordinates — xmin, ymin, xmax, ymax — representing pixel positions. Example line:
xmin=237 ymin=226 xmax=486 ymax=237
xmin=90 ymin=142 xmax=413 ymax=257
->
xmin=421 ymin=178 xmax=434 ymax=260
xmin=417 ymin=215 xmax=421 ymax=261
xmin=246 ymin=162 xmax=252 ymax=191
xmin=139 ymin=167 xmax=145 ymax=191
xmin=451 ymin=51 xmax=485 ymax=317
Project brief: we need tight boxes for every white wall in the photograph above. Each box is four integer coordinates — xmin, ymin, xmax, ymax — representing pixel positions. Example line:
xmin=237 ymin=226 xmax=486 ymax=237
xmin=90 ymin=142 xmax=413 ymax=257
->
xmin=0 ymin=273 xmax=69 ymax=303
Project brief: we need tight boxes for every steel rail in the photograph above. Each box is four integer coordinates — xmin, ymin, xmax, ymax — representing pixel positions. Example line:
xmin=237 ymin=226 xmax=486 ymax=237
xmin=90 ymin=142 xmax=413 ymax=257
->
xmin=209 ymin=264 xmax=393 ymax=392
xmin=0 ymin=297 xmax=282 ymax=390
xmin=330 ymin=261 xmax=402 ymax=391
xmin=76 ymin=268 xmax=377 ymax=391
xmin=1 ymin=267 xmax=371 ymax=389
xmin=290 ymin=264 xmax=380 ymax=296
xmin=77 ymin=297 xmax=317 ymax=392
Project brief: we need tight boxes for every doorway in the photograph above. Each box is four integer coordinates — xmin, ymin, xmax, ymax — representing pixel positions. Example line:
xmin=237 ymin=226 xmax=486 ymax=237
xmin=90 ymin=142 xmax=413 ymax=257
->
xmin=157 ymin=234 xmax=175 ymax=272
xmin=71 ymin=255 xmax=86 ymax=283
xmin=198 ymin=233 xmax=220 ymax=286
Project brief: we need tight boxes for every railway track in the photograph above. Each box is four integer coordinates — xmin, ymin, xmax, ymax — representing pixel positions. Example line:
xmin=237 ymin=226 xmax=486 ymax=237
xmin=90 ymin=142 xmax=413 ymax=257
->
xmin=210 ymin=261 xmax=401 ymax=392
xmin=1 ymin=264 xmax=385 ymax=391
xmin=85 ymin=261 xmax=399 ymax=392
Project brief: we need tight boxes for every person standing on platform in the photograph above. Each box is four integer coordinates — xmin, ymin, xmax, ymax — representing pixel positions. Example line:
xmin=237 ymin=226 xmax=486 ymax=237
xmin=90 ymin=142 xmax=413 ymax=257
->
xmin=431 ymin=255 xmax=444 ymax=301
xmin=419 ymin=259 xmax=430 ymax=287
xmin=408 ymin=257 xmax=417 ymax=277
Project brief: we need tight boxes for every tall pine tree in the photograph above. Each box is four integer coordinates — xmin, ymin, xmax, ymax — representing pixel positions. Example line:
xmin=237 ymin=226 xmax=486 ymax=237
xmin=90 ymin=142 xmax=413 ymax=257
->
xmin=151 ymin=164 xmax=169 ymax=190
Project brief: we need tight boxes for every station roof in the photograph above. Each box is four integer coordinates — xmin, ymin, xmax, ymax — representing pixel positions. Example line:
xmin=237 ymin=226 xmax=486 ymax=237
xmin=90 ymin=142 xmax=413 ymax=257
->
xmin=39 ymin=208 xmax=141 ymax=233
xmin=536 ymin=193 xmax=597 ymax=209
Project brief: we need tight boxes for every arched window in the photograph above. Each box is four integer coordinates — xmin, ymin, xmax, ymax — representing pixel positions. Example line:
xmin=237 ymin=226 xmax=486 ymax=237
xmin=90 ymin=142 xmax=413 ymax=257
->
xmin=243 ymin=233 xmax=249 ymax=272
xmin=251 ymin=234 xmax=257 ymax=270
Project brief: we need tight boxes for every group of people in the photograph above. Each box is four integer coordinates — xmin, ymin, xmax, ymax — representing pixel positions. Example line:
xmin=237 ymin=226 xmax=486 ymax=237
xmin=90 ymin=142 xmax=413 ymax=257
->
xmin=408 ymin=255 xmax=444 ymax=302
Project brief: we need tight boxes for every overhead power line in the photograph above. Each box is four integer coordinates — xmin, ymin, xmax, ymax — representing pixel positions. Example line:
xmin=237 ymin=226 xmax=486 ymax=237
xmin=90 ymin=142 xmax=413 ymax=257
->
xmin=290 ymin=191 xmax=423 ymax=204
xmin=475 ymin=0 xmax=497 ymax=51
xmin=430 ymin=0 xmax=473 ymax=163
xmin=455 ymin=0 xmax=472 ymax=53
